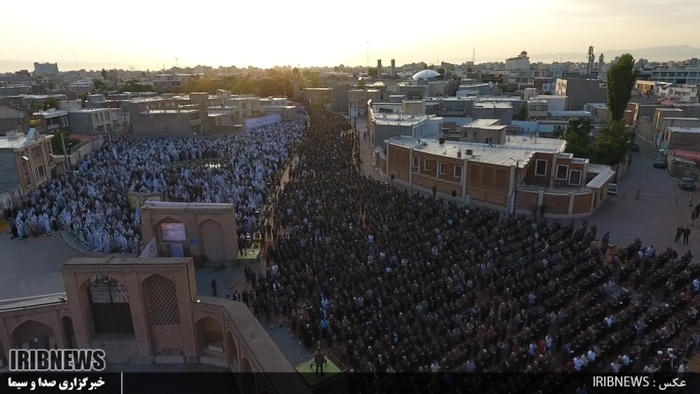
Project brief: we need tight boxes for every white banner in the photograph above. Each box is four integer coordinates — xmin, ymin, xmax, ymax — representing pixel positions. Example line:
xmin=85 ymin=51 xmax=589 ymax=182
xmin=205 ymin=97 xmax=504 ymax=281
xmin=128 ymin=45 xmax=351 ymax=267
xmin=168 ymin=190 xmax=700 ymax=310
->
xmin=245 ymin=114 xmax=282 ymax=130
xmin=138 ymin=237 xmax=158 ymax=258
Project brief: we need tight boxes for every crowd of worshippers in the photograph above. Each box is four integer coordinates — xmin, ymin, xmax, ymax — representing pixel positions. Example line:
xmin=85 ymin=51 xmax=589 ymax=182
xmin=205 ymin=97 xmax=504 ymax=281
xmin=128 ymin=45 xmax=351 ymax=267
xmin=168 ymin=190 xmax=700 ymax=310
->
xmin=241 ymin=110 xmax=700 ymax=390
xmin=6 ymin=118 xmax=306 ymax=254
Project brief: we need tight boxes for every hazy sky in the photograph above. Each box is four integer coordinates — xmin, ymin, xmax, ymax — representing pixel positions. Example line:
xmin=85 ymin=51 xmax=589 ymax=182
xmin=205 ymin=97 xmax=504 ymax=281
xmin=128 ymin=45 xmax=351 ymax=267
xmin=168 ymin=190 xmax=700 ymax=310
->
xmin=2 ymin=0 xmax=699 ymax=72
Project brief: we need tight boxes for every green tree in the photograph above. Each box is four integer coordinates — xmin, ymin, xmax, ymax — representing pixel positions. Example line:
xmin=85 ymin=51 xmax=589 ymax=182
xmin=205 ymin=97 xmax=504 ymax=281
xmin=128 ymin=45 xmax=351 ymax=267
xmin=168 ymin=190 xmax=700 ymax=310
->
xmin=357 ymin=79 xmax=366 ymax=90
xmin=101 ymin=68 xmax=108 ymax=79
xmin=607 ymin=53 xmax=639 ymax=122
xmin=515 ymin=104 xmax=529 ymax=121
xmin=593 ymin=121 xmax=632 ymax=166
xmin=367 ymin=67 xmax=378 ymax=78
xmin=560 ymin=117 xmax=594 ymax=158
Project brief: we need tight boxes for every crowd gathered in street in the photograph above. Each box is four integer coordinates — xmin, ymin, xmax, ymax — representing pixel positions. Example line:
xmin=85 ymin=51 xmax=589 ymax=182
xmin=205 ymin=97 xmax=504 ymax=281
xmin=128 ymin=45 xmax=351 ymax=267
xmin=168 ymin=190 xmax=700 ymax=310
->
xmin=5 ymin=118 xmax=306 ymax=253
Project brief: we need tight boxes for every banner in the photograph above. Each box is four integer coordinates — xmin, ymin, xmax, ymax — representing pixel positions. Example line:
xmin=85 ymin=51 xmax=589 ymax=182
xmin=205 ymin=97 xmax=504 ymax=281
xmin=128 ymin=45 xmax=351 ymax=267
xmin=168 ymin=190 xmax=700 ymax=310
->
xmin=245 ymin=114 xmax=281 ymax=130
xmin=127 ymin=192 xmax=163 ymax=210
xmin=138 ymin=237 xmax=157 ymax=258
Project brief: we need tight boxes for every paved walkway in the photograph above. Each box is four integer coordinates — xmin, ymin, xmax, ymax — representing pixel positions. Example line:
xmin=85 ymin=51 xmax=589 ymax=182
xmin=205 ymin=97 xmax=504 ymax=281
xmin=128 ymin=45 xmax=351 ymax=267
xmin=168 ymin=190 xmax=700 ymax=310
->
xmin=0 ymin=231 xmax=85 ymax=300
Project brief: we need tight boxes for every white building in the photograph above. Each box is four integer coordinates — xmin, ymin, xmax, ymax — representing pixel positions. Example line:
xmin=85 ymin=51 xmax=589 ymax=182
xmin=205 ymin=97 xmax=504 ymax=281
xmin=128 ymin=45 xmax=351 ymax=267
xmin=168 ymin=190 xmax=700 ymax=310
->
xmin=650 ymin=67 xmax=700 ymax=85
xmin=505 ymin=51 xmax=530 ymax=71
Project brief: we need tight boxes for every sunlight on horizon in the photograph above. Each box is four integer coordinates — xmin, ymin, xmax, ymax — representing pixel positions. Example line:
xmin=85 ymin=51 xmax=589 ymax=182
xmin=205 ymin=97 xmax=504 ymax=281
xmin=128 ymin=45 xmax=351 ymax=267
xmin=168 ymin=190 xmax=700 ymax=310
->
xmin=1 ymin=0 xmax=699 ymax=71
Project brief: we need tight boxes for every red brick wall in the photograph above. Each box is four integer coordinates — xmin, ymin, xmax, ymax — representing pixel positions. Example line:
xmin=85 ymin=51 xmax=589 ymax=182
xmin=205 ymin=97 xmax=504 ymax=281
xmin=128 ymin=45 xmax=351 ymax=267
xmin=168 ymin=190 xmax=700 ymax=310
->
xmin=516 ymin=190 xmax=539 ymax=211
xmin=524 ymin=152 xmax=553 ymax=185
xmin=466 ymin=162 xmax=510 ymax=205
xmin=543 ymin=193 xmax=570 ymax=214
xmin=572 ymin=193 xmax=593 ymax=214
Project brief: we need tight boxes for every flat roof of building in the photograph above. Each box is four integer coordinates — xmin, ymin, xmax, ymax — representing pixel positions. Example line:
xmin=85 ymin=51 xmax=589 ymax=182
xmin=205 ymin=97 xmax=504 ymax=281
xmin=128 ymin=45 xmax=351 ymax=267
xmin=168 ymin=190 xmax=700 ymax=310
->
xmin=385 ymin=135 xmax=565 ymax=167
xmin=549 ymin=110 xmax=592 ymax=117
xmin=586 ymin=103 xmax=608 ymax=109
xmin=68 ymin=108 xmax=111 ymax=113
xmin=462 ymin=119 xmax=501 ymax=128
xmin=142 ymin=201 xmax=235 ymax=210
xmin=63 ymin=256 xmax=192 ymax=267
xmin=33 ymin=109 xmax=68 ymax=117
xmin=667 ymin=127 xmax=700 ymax=133
xmin=663 ymin=117 xmax=699 ymax=121
xmin=140 ymin=109 xmax=198 ymax=114
xmin=0 ymin=133 xmax=51 ymax=150
xmin=124 ymin=97 xmax=169 ymax=103
xmin=474 ymin=102 xmax=513 ymax=109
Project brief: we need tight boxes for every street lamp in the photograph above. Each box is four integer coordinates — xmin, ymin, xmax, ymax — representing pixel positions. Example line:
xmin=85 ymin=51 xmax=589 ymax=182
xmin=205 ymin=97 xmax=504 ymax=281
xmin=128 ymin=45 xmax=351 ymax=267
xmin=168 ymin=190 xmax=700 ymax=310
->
xmin=510 ymin=158 xmax=520 ymax=215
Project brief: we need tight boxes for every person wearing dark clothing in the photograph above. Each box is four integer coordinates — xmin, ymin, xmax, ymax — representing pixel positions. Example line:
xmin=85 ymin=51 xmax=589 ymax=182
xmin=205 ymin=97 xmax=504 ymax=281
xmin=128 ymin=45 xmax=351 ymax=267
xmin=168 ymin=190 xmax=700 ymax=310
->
xmin=675 ymin=226 xmax=684 ymax=243
xmin=211 ymin=279 xmax=218 ymax=296
xmin=683 ymin=226 xmax=691 ymax=245
xmin=314 ymin=348 xmax=327 ymax=376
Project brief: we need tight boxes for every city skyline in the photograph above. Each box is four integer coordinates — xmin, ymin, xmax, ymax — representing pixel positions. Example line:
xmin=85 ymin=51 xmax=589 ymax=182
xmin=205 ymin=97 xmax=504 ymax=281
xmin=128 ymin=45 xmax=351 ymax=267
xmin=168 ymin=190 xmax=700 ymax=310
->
xmin=2 ymin=0 xmax=700 ymax=73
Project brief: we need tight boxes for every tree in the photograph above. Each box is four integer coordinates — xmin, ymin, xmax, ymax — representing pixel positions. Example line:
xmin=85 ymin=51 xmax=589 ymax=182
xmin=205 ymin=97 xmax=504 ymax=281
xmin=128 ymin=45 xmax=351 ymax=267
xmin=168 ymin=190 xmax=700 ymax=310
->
xmin=515 ymin=104 xmax=529 ymax=121
xmin=367 ymin=67 xmax=378 ymax=78
xmin=357 ymin=79 xmax=366 ymax=90
xmin=607 ymin=53 xmax=639 ymax=122
xmin=101 ymin=68 xmax=108 ymax=80
xmin=559 ymin=117 xmax=594 ymax=159
xmin=593 ymin=121 xmax=632 ymax=166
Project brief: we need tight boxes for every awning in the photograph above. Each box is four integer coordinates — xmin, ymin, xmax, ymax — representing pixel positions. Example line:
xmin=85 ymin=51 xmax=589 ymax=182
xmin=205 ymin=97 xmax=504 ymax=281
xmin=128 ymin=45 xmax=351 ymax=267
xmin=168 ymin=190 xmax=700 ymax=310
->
xmin=674 ymin=149 xmax=700 ymax=162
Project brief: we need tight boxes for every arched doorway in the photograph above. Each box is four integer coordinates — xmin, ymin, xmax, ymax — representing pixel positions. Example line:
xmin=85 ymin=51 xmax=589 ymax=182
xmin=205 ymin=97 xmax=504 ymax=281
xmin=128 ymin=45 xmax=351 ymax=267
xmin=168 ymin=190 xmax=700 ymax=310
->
xmin=157 ymin=218 xmax=187 ymax=257
xmin=87 ymin=274 xmax=134 ymax=335
xmin=199 ymin=219 xmax=224 ymax=263
xmin=61 ymin=316 xmax=76 ymax=349
xmin=11 ymin=320 xmax=55 ymax=349
xmin=241 ymin=357 xmax=255 ymax=393
xmin=195 ymin=317 xmax=223 ymax=352
xmin=225 ymin=331 xmax=238 ymax=369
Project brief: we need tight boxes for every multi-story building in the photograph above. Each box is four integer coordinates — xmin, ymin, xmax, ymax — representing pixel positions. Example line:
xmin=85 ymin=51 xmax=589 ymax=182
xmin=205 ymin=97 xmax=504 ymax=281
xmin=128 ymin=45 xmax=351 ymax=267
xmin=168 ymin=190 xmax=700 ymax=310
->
xmin=68 ymin=108 xmax=114 ymax=134
xmin=130 ymin=108 xmax=203 ymax=138
xmin=368 ymin=112 xmax=443 ymax=149
xmin=555 ymin=78 xmax=607 ymax=110
xmin=459 ymin=119 xmax=507 ymax=144
xmin=527 ymin=99 xmax=549 ymax=119
xmin=0 ymin=106 xmax=28 ymax=134
xmin=33 ymin=62 xmax=59 ymax=78
xmin=0 ymin=130 xmax=55 ymax=195
xmin=472 ymin=101 xmax=513 ymax=125
xmin=152 ymin=74 xmax=195 ymax=93
xmin=505 ymin=51 xmax=530 ymax=71
xmin=657 ymin=84 xmax=699 ymax=103
xmin=650 ymin=67 xmax=700 ymax=85
xmin=32 ymin=109 xmax=70 ymax=134
xmin=375 ymin=135 xmax=615 ymax=217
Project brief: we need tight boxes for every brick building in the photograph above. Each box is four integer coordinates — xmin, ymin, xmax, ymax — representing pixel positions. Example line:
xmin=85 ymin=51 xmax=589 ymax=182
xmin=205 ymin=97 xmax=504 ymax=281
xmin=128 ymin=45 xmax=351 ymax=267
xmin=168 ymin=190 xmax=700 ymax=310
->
xmin=375 ymin=135 xmax=615 ymax=217
xmin=0 ymin=256 xmax=309 ymax=394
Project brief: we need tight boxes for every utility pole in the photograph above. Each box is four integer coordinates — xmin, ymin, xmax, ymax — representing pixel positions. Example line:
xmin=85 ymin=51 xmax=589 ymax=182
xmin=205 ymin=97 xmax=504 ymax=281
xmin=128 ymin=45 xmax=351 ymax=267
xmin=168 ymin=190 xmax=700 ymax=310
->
xmin=59 ymin=130 xmax=71 ymax=170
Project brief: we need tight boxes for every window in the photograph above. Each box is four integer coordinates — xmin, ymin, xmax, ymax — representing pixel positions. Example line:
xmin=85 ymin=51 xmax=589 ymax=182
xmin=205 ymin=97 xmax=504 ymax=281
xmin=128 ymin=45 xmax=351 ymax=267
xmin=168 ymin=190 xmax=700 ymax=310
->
xmin=535 ymin=159 xmax=548 ymax=176
xmin=569 ymin=170 xmax=582 ymax=185
xmin=37 ymin=165 xmax=45 ymax=178
xmin=439 ymin=163 xmax=447 ymax=175
xmin=424 ymin=159 xmax=431 ymax=171
xmin=556 ymin=165 xmax=568 ymax=180
xmin=454 ymin=166 xmax=463 ymax=178
xmin=412 ymin=157 xmax=419 ymax=169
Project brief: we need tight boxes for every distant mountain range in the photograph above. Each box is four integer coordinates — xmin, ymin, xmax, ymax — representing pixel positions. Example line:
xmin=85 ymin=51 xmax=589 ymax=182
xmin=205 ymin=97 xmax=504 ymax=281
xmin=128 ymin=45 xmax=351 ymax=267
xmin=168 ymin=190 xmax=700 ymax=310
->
xmin=530 ymin=45 xmax=700 ymax=63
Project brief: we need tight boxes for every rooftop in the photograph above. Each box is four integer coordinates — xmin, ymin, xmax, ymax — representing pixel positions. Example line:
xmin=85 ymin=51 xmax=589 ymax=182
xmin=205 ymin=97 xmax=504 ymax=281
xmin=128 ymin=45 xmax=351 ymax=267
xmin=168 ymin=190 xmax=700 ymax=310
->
xmin=462 ymin=119 xmax=501 ymax=128
xmin=140 ymin=109 xmax=198 ymax=114
xmin=667 ymin=127 xmax=700 ymax=134
xmin=474 ymin=101 xmax=513 ymax=109
xmin=33 ymin=109 xmax=68 ymax=117
xmin=386 ymin=135 xmax=564 ymax=167
xmin=0 ymin=132 xmax=51 ymax=150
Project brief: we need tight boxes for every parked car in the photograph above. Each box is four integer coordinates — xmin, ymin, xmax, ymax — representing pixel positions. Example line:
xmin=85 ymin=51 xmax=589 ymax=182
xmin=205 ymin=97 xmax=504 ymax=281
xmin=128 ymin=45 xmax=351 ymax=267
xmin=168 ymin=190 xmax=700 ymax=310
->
xmin=679 ymin=177 xmax=696 ymax=191
xmin=608 ymin=183 xmax=618 ymax=195
xmin=653 ymin=156 xmax=667 ymax=168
